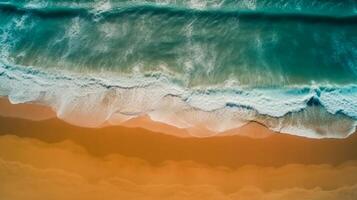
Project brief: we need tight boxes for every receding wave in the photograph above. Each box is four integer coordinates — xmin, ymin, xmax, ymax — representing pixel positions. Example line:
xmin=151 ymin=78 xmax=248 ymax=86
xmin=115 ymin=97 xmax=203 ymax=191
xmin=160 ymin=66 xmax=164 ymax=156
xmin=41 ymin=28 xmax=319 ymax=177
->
xmin=0 ymin=59 xmax=356 ymax=138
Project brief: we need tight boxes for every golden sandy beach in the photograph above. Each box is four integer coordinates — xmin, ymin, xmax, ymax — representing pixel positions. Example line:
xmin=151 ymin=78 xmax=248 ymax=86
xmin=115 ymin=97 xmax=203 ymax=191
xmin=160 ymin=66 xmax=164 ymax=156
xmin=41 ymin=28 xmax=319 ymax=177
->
xmin=1 ymin=97 xmax=357 ymax=200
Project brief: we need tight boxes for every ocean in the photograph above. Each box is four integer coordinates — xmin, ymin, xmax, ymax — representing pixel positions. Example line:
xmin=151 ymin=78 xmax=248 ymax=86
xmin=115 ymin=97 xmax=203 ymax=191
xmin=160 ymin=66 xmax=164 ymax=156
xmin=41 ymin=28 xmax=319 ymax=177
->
xmin=0 ymin=0 xmax=356 ymax=138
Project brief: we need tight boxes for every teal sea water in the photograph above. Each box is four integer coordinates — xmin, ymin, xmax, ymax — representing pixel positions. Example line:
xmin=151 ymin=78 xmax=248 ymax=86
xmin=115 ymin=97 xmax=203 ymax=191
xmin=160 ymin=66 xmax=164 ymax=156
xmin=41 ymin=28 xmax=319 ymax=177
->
xmin=0 ymin=0 xmax=356 ymax=138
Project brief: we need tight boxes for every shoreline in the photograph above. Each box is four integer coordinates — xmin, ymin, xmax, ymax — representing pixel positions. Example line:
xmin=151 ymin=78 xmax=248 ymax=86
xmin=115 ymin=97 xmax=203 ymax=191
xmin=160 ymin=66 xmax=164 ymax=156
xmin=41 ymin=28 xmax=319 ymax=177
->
xmin=1 ymin=113 xmax=357 ymax=167
xmin=0 ymin=96 xmax=274 ymax=138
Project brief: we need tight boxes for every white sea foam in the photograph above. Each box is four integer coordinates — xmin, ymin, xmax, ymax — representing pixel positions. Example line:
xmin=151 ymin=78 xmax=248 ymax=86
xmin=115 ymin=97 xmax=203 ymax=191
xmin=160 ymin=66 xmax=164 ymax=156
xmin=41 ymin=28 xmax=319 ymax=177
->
xmin=0 ymin=59 xmax=356 ymax=138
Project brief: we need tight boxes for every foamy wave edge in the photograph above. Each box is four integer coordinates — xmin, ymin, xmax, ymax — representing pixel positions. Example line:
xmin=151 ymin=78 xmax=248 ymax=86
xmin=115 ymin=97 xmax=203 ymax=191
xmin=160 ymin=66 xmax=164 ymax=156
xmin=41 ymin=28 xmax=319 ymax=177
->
xmin=0 ymin=59 xmax=356 ymax=139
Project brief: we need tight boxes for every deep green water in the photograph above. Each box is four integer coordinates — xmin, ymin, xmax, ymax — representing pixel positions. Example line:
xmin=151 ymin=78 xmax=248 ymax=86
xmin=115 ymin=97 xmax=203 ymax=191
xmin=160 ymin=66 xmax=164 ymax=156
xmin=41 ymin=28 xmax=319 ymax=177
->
xmin=0 ymin=0 xmax=356 ymax=86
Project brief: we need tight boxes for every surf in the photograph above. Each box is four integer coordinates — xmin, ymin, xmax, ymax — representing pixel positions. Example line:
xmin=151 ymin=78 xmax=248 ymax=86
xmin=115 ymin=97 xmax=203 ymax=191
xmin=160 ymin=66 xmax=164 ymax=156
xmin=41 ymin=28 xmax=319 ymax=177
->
xmin=0 ymin=59 xmax=356 ymax=138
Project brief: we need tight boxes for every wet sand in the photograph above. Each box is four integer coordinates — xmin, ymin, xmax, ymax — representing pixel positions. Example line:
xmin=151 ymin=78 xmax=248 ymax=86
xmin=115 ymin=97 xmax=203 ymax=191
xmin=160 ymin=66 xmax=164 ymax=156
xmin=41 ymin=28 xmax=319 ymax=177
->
xmin=0 ymin=97 xmax=55 ymax=120
xmin=0 ymin=97 xmax=273 ymax=138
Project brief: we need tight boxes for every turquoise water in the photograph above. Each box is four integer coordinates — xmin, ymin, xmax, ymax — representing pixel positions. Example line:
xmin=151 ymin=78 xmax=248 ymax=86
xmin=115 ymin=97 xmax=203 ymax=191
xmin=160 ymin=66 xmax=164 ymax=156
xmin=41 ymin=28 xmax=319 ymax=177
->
xmin=0 ymin=0 xmax=356 ymax=137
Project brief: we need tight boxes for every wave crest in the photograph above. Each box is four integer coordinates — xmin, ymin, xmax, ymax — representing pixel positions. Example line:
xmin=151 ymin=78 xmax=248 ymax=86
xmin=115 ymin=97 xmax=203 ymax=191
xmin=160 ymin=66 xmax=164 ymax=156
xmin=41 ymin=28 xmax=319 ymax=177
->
xmin=0 ymin=1 xmax=356 ymax=21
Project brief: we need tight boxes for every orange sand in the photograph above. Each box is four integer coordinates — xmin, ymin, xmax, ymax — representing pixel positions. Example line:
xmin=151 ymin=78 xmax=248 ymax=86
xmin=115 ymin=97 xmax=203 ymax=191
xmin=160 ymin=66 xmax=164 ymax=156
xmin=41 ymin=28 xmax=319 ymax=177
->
xmin=1 ymin=97 xmax=357 ymax=199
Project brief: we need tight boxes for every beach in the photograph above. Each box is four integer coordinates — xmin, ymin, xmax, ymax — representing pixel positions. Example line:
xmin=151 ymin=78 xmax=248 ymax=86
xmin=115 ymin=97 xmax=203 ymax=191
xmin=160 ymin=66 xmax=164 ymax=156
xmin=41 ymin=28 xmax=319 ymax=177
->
xmin=0 ymin=1 xmax=356 ymax=199
xmin=1 ymin=97 xmax=357 ymax=199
